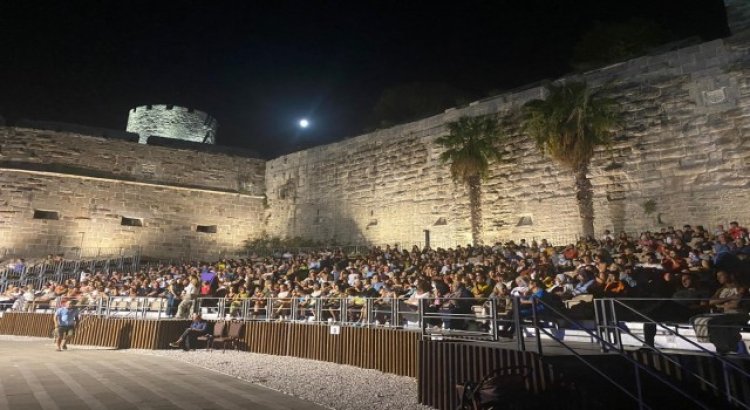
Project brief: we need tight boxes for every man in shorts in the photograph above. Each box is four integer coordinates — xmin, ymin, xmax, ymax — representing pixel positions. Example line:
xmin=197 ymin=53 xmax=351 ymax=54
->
xmin=54 ymin=299 xmax=79 ymax=351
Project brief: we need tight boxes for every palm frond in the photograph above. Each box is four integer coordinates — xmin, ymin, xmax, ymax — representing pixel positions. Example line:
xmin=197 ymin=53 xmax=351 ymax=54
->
xmin=520 ymin=82 xmax=620 ymax=170
xmin=435 ymin=115 xmax=507 ymax=182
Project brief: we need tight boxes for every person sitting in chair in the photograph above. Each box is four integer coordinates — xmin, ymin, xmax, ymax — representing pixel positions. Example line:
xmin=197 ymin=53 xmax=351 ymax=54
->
xmin=440 ymin=280 xmax=474 ymax=330
xmin=691 ymin=271 xmax=748 ymax=355
xmin=169 ymin=313 xmax=208 ymax=351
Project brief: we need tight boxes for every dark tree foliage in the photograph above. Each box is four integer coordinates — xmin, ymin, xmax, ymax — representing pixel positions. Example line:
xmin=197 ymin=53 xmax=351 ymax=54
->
xmin=368 ymin=82 xmax=472 ymax=130
xmin=571 ymin=18 xmax=674 ymax=71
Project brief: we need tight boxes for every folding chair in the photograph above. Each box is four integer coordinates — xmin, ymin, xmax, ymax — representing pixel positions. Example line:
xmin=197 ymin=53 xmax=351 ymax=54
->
xmin=199 ymin=321 xmax=226 ymax=351
xmin=212 ymin=321 xmax=244 ymax=352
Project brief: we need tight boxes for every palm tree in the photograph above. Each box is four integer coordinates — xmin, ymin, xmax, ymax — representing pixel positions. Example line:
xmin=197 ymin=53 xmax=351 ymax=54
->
xmin=435 ymin=115 xmax=504 ymax=246
xmin=521 ymin=81 xmax=620 ymax=238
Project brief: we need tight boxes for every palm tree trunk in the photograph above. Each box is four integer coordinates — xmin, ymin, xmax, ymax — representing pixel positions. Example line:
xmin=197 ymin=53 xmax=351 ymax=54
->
xmin=467 ymin=175 xmax=483 ymax=246
xmin=574 ymin=164 xmax=595 ymax=239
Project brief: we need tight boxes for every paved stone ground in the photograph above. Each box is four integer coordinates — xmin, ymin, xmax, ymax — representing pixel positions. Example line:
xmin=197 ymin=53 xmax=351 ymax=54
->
xmin=0 ymin=338 xmax=327 ymax=410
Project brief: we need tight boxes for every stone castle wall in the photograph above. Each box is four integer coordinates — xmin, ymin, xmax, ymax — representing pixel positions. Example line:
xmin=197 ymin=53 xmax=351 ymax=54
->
xmin=0 ymin=127 xmax=265 ymax=195
xmin=126 ymin=104 xmax=218 ymax=144
xmin=265 ymin=37 xmax=750 ymax=246
xmin=0 ymin=170 xmax=265 ymax=258
xmin=3 ymin=34 xmax=750 ymax=255
xmin=0 ymin=129 xmax=265 ymax=257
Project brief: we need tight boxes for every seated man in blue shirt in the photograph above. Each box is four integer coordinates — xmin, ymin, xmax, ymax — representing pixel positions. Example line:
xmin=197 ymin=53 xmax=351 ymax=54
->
xmin=169 ymin=313 xmax=208 ymax=351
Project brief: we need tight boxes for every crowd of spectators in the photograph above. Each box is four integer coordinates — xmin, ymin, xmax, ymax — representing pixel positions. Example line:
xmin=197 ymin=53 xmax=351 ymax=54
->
xmin=2 ymin=222 xmax=749 ymax=331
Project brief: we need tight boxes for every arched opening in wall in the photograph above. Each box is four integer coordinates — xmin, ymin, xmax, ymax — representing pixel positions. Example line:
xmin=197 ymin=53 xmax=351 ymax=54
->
xmin=33 ymin=210 xmax=60 ymax=220
xmin=196 ymin=225 xmax=218 ymax=234
xmin=121 ymin=217 xmax=143 ymax=227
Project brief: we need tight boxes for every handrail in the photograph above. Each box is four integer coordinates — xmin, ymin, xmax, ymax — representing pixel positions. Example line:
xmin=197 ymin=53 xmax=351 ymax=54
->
xmin=595 ymin=301 xmax=730 ymax=404
xmin=534 ymin=325 xmax=652 ymax=409
xmin=604 ymin=298 xmax=750 ymax=376
xmin=531 ymin=297 xmax=714 ymax=410
xmin=190 ymin=295 xmax=419 ymax=328
xmin=600 ymin=298 xmax=750 ymax=409
xmin=418 ymin=297 xmax=515 ymax=342
xmin=10 ymin=295 xmax=493 ymax=334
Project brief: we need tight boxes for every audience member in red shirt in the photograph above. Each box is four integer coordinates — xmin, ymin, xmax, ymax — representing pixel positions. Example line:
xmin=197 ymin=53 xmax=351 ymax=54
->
xmin=200 ymin=281 xmax=212 ymax=296
xmin=728 ymin=221 xmax=748 ymax=240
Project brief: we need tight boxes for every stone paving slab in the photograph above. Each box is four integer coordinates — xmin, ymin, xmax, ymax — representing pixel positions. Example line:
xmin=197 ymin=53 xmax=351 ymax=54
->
xmin=0 ymin=338 xmax=327 ymax=410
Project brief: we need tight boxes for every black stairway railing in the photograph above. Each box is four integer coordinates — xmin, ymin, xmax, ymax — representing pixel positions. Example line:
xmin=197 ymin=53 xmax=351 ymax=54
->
xmin=595 ymin=297 xmax=750 ymax=409
xmin=530 ymin=297 xmax=723 ymax=410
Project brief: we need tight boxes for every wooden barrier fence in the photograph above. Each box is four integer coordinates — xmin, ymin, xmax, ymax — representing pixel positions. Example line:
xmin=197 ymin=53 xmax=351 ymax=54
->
xmin=243 ymin=322 xmax=419 ymax=377
xmin=0 ymin=312 xmax=192 ymax=349
xmin=0 ymin=313 xmax=419 ymax=377
xmin=418 ymin=340 xmax=555 ymax=410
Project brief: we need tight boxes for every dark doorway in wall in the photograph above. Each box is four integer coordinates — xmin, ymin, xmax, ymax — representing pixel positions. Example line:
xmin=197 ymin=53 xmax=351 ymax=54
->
xmin=33 ymin=210 xmax=60 ymax=220
xmin=197 ymin=225 xmax=218 ymax=233
xmin=121 ymin=217 xmax=143 ymax=227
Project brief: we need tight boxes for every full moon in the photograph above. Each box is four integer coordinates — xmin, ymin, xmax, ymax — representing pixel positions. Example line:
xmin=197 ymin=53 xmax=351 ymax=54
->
xmin=299 ymin=118 xmax=309 ymax=128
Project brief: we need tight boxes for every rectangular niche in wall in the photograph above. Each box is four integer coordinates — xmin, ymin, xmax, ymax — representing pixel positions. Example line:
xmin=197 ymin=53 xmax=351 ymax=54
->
xmin=196 ymin=225 xmax=218 ymax=234
xmin=516 ymin=216 xmax=533 ymax=226
xmin=33 ymin=210 xmax=60 ymax=220
xmin=121 ymin=217 xmax=143 ymax=227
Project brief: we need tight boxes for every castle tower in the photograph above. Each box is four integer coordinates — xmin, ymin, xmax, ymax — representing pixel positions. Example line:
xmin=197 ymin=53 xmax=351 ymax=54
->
xmin=725 ymin=0 xmax=750 ymax=35
xmin=126 ymin=104 xmax=218 ymax=144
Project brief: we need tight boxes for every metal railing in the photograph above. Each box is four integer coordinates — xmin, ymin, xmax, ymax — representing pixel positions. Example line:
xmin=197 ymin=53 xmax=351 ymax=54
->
xmin=16 ymin=295 xmax=438 ymax=328
xmin=530 ymin=297 xmax=722 ymax=410
xmin=8 ymin=295 xmax=514 ymax=337
xmin=418 ymin=297 xmax=507 ymax=342
xmin=0 ymin=254 xmax=141 ymax=292
xmin=10 ymin=292 xmax=748 ymax=349
xmin=595 ymin=297 xmax=750 ymax=409
xmin=0 ymin=246 xmax=141 ymax=260
xmin=413 ymin=294 xmax=749 ymax=408
xmin=196 ymin=295 xmax=429 ymax=327
xmin=8 ymin=291 xmax=746 ymax=408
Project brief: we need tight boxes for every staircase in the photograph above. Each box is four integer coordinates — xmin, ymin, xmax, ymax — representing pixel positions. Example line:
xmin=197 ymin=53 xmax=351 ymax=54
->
xmin=543 ymin=353 xmax=738 ymax=409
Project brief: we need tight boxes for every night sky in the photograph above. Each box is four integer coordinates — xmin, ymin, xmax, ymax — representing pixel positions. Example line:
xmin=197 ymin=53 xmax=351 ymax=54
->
xmin=1 ymin=1 xmax=729 ymax=159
